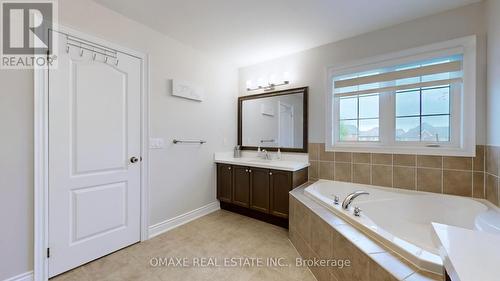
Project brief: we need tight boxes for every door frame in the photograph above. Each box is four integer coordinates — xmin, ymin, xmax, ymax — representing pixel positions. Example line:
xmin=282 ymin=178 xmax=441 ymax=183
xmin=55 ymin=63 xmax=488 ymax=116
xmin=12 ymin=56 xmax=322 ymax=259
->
xmin=33 ymin=25 xmax=150 ymax=281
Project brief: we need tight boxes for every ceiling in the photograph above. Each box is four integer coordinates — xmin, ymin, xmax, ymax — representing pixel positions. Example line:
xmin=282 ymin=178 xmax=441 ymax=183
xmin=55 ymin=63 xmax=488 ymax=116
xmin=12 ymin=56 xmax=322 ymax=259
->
xmin=93 ymin=0 xmax=481 ymax=67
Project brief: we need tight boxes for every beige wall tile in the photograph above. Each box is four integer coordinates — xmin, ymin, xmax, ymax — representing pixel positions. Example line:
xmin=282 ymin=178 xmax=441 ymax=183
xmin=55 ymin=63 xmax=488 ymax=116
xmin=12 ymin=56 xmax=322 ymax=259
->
xmin=334 ymin=162 xmax=352 ymax=182
xmin=335 ymin=152 xmax=352 ymax=162
xmin=290 ymin=229 xmax=311 ymax=261
xmin=353 ymin=153 xmax=371 ymax=164
xmin=486 ymin=174 xmax=499 ymax=206
xmin=331 ymin=229 xmax=370 ymax=281
xmin=443 ymin=156 xmax=472 ymax=170
xmin=309 ymin=262 xmax=330 ymax=281
xmin=394 ymin=154 xmax=416 ymax=167
xmin=310 ymin=214 xmax=333 ymax=260
xmin=372 ymin=165 xmax=392 ymax=187
xmin=417 ymin=168 xmax=442 ymax=193
xmin=372 ymin=154 xmax=393 ymax=165
xmin=486 ymin=146 xmax=500 ymax=176
xmin=443 ymin=170 xmax=472 ymax=197
xmin=319 ymin=161 xmax=334 ymax=180
xmin=308 ymin=143 xmax=320 ymax=161
xmin=473 ymin=145 xmax=485 ymax=171
xmin=473 ymin=172 xmax=485 ymax=199
xmin=309 ymin=161 xmax=319 ymax=180
xmin=417 ymin=155 xmax=442 ymax=168
xmin=393 ymin=167 xmax=416 ymax=190
xmin=289 ymin=196 xmax=297 ymax=230
xmin=353 ymin=164 xmax=371 ymax=185
xmin=295 ymin=200 xmax=312 ymax=242
xmin=319 ymin=143 xmax=334 ymax=161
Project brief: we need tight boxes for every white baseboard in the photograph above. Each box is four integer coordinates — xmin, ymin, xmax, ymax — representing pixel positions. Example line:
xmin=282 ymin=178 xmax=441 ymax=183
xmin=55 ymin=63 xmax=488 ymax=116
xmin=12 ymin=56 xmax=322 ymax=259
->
xmin=3 ymin=271 xmax=33 ymax=281
xmin=148 ymin=201 xmax=220 ymax=239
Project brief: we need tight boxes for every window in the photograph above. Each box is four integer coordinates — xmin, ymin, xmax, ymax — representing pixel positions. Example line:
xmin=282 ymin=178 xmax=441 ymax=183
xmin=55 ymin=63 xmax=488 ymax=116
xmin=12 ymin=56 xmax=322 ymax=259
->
xmin=339 ymin=94 xmax=379 ymax=141
xmin=395 ymin=85 xmax=450 ymax=142
xmin=327 ymin=37 xmax=476 ymax=156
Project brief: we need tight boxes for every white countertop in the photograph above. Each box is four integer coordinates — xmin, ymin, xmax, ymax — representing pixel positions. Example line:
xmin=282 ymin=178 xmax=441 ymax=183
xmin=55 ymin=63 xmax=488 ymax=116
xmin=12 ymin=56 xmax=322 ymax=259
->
xmin=214 ymin=152 xmax=309 ymax=172
xmin=432 ymin=223 xmax=500 ymax=281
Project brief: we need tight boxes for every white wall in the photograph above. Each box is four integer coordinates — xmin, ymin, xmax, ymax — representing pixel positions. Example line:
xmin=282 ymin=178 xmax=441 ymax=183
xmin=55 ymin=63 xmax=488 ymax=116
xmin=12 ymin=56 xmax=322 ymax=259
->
xmin=0 ymin=71 xmax=34 ymax=280
xmin=487 ymin=0 xmax=500 ymax=145
xmin=239 ymin=3 xmax=487 ymax=145
xmin=0 ymin=0 xmax=238 ymax=279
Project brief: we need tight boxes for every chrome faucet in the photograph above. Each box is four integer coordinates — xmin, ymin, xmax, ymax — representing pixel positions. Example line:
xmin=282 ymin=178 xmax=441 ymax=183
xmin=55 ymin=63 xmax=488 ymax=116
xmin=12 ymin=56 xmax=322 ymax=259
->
xmin=261 ymin=149 xmax=271 ymax=160
xmin=342 ymin=191 xmax=369 ymax=210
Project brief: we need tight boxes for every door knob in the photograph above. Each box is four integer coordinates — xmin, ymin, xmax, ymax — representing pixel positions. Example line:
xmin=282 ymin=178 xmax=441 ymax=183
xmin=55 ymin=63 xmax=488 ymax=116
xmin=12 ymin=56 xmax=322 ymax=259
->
xmin=130 ymin=157 xmax=139 ymax=164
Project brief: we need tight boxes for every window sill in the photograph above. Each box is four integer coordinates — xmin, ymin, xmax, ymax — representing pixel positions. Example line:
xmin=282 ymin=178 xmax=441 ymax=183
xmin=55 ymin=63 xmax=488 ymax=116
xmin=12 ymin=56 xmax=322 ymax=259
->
xmin=326 ymin=144 xmax=475 ymax=157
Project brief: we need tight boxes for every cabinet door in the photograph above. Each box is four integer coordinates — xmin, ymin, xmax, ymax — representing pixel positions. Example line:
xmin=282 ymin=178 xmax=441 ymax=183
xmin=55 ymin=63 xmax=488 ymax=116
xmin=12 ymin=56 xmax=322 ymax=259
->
xmin=249 ymin=167 xmax=270 ymax=213
xmin=216 ymin=164 xmax=232 ymax=203
xmin=232 ymin=166 xmax=250 ymax=207
xmin=270 ymin=170 xmax=292 ymax=218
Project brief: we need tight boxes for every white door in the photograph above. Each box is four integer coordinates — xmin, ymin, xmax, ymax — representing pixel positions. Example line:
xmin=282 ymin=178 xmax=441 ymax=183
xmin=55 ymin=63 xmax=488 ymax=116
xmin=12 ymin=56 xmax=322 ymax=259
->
xmin=48 ymin=32 xmax=142 ymax=277
xmin=279 ymin=102 xmax=294 ymax=147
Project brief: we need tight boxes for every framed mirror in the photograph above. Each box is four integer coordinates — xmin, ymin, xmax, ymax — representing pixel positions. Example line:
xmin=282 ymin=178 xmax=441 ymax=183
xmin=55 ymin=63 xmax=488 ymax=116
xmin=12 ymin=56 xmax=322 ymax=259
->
xmin=238 ymin=87 xmax=308 ymax=153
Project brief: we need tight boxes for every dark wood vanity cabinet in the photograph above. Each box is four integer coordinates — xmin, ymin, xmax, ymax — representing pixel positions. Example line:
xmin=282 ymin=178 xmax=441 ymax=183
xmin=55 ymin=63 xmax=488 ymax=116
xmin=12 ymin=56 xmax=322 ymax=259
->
xmin=269 ymin=170 xmax=292 ymax=218
xmin=232 ymin=166 xmax=251 ymax=207
xmin=216 ymin=163 xmax=308 ymax=228
xmin=249 ymin=167 xmax=271 ymax=213
xmin=216 ymin=164 xmax=232 ymax=203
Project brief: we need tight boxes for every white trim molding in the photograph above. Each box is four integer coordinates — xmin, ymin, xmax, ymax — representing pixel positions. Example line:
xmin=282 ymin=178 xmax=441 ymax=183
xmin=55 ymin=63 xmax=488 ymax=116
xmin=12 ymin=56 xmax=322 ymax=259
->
xmin=3 ymin=271 xmax=33 ymax=281
xmin=34 ymin=25 xmax=150 ymax=281
xmin=148 ymin=202 xmax=221 ymax=239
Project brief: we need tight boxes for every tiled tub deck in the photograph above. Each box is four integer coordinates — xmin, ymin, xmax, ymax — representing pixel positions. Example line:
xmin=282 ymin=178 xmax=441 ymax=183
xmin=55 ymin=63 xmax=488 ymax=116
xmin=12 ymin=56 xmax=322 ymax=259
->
xmin=289 ymin=185 xmax=443 ymax=281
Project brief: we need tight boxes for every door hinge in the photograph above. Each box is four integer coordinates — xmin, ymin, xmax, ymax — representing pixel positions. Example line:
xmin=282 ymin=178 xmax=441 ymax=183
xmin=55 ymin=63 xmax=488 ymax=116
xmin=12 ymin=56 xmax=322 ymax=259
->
xmin=47 ymin=248 xmax=50 ymax=258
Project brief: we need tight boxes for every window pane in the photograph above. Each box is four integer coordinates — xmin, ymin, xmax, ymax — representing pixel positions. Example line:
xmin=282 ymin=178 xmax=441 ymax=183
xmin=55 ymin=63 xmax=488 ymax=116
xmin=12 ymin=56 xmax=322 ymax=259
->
xmin=339 ymin=120 xmax=357 ymax=141
xmin=359 ymin=119 xmax=379 ymax=141
xmin=422 ymin=115 xmax=450 ymax=142
xmin=359 ymin=94 xmax=379 ymax=119
xmin=396 ymin=91 xmax=420 ymax=117
xmin=422 ymin=87 xmax=450 ymax=115
xmin=339 ymin=97 xmax=357 ymax=119
xmin=396 ymin=117 xmax=420 ymax=141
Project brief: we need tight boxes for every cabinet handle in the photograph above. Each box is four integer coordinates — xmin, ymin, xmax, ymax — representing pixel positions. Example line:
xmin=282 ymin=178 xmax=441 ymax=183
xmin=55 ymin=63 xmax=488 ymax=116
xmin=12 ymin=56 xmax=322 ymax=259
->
xmin=245 ymin=169 xmax=248 ymax=172
xmin=269 ymin=172 xmax=273 ymax=176
xmin=228 ymin=167 xmax=231 ymax=170
xmin=249 ymin=169 xmax=252 ymax=173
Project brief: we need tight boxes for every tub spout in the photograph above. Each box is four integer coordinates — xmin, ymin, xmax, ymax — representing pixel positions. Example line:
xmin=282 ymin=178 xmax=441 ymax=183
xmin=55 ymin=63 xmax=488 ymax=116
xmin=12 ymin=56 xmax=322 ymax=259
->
xmin=342 ymin=191 xmax=369 ymax=210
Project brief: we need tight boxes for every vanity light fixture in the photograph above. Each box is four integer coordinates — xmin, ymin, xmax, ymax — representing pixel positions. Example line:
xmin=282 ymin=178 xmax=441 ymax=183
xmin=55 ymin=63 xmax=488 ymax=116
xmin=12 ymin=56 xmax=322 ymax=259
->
xmin=246 ymin=73 xmax=290 ymax=92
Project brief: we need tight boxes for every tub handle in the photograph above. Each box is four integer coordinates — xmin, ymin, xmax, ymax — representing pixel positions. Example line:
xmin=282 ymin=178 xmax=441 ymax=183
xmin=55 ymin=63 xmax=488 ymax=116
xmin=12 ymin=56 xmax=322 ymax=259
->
xmin=333 ymin=195 xmax=339 ymax=205
xmin=353 ymin=206 xmax=362 ymax=217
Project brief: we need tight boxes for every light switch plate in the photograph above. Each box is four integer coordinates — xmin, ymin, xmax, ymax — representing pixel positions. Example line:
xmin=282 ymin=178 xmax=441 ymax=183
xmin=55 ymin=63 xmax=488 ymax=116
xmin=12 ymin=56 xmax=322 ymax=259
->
xmin=149 ymin=138 xmax=164 ymax=149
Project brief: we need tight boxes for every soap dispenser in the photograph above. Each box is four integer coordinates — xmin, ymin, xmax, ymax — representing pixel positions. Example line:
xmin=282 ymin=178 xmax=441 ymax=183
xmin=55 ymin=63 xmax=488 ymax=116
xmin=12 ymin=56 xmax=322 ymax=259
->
xmin=277 ymin=148 xmax=282 ymax=160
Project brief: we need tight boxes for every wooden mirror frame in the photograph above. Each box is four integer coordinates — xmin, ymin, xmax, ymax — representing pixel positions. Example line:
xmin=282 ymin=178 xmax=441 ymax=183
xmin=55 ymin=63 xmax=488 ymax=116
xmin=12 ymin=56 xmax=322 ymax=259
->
xmin=238 ymin=87 xmax=308 ymax=153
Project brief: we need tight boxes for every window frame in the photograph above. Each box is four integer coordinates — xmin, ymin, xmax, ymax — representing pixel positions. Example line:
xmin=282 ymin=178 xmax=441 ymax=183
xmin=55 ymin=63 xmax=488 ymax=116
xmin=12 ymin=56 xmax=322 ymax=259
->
xmin=325 ymin=36 xmax=476 ymax=156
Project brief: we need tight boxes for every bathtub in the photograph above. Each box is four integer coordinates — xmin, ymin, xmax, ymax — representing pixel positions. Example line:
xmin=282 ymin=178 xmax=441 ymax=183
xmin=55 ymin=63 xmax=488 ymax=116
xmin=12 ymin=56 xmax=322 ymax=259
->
xmin=304 ymin=180 xmax=500 ymax=274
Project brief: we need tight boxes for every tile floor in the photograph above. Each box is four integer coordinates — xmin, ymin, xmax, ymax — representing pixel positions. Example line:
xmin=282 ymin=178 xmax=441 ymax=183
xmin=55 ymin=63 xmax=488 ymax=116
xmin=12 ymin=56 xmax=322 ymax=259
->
xmin=51 ymin=210 xmax=317 ymax=281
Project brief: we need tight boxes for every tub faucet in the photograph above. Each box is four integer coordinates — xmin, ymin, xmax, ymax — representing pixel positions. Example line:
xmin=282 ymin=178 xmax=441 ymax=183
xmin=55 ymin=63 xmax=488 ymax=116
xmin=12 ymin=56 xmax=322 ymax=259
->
xmin=342 ymin=191 xmax=369 ymax=210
